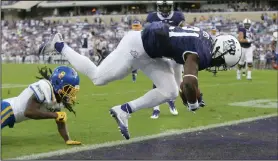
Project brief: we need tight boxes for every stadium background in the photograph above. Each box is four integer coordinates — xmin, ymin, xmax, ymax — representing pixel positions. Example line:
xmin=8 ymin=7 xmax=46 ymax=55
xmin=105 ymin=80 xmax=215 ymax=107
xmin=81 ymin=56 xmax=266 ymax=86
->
xmin=1 ymin=0 xmax=278 ymax=69
xmin=1 ymin=0 xmax=278 ymax=160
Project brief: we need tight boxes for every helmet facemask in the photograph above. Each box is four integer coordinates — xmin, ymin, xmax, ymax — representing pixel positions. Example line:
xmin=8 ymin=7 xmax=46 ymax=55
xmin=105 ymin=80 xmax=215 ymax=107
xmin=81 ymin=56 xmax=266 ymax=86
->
xmin=157 ymin=1 xmax=173 ymax=17
xmin=58 ymin=84 xmax=80 ymax=105
xmin=244 ymin=23 xmax=251 ymax=29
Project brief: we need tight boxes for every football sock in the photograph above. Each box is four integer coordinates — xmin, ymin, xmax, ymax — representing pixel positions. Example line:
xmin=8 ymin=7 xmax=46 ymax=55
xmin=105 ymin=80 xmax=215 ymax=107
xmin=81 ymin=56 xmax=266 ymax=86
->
xmin=153 ymin=106 xmax=160 ymax=111
xmin=167 ymin=100 xmax=175 ymax=108
xmin=247 ymin=70 xmax=252 ymax=77
xmin=121 ymin=103 xmax=133 ymax=114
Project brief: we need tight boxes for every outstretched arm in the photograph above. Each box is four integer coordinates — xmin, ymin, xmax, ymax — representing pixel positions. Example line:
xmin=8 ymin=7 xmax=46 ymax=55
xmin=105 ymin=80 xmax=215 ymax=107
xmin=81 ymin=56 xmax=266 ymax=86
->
xmin=56 ymin=121 xmax=70 ymax=142
xmin=180 ymin=53 xmax=200 ymax=111
xmin=56 ymin=120 xmax=81 ymax=145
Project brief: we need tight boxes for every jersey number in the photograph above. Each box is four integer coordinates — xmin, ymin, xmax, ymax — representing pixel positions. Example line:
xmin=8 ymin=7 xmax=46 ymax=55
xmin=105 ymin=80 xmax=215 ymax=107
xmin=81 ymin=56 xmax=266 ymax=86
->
xmin=169 ymin=26 xmax=210 ymax=40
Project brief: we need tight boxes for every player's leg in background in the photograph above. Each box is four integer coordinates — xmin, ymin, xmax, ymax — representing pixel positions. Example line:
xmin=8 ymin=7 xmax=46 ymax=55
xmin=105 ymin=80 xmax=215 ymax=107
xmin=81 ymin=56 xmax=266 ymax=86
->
xmin=131 ymin=70 xmax=138 ymax=82
xmin=242 ymin=62 xmax=247 ymax=77
xmin=213 ymin=66 xmax=217 ymax=76
xmin=56 ymin=31 xmax=142 ymax=86
xmin=237 ymin=48 xmax=246 ymax=80
xmin=1 ymin=101 xmax=15 ymax=129
xmin=150 ymin=84 xmax=161 ymax=119
xmin=245 ymin=47 xmax=254 ymax=80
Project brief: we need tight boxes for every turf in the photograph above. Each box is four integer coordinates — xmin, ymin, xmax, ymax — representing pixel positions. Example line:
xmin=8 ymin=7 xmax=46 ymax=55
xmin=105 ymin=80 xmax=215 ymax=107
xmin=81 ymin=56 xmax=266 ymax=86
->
xmin=1 ymin=64 xmax=277 ymax=159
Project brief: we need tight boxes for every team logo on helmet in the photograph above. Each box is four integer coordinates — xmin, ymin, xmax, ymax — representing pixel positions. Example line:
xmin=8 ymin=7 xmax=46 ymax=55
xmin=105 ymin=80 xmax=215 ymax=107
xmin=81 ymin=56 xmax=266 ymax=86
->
xmin=223 ymin=39 xmax=236 ymax=55
xmin=58 ymin=71 xmax=66 ymax=79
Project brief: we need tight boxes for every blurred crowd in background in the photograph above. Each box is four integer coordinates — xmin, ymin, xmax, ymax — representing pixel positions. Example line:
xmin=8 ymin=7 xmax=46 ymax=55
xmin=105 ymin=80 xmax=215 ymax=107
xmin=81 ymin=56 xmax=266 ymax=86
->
xmin=1 ymin=11 xmax=277 ymax=70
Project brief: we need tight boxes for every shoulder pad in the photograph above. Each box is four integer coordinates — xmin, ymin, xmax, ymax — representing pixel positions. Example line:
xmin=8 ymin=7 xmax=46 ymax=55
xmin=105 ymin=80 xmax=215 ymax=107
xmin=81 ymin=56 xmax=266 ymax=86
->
xmin=29 ymin=79 xmax=55 ymax=104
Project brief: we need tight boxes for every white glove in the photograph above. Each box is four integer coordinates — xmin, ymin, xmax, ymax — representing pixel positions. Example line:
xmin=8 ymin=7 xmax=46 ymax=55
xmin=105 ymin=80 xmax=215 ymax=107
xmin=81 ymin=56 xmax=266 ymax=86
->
xmin=187 ymin=101 xmax=200 ymax=112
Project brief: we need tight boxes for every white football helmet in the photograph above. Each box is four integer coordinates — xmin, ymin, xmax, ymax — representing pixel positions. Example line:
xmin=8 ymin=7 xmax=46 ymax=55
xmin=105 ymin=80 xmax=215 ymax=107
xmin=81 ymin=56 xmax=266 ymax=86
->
xmin=211 ymin=34 xmax=242 ymax=68
xmin=243 ymin=18 xmax=252 ymax=29
xmin=273 ymin=31 xmax=278 ymax=41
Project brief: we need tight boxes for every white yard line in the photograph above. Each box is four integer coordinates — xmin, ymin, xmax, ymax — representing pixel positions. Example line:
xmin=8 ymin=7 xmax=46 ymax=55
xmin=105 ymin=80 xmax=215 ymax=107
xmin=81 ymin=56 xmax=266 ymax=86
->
xmin=1 ymin=84 xmax=28 ymax=89
xmin=10 ymin=113 xmax=277 ymax=160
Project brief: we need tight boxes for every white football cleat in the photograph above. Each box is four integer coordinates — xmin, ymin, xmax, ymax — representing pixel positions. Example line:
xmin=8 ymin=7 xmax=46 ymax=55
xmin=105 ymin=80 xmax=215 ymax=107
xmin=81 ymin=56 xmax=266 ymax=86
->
xmin=109 ymin=105 xmax=130 ymax=140
xmin=39 ymin=33 xmax=64 ymax=55
xmin=169 ymin=107 xmax=178 ymax=116
xmin=150 ymin=109 xmax=160 ymax=119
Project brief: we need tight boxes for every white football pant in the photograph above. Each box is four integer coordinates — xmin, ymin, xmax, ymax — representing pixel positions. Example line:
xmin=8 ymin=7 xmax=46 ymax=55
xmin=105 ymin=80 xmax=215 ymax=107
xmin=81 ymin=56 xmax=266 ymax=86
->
xmin=61 ymin=31 xmax=179 ymax=112
xmin=238 ymin=47 xmax=253 ymax=65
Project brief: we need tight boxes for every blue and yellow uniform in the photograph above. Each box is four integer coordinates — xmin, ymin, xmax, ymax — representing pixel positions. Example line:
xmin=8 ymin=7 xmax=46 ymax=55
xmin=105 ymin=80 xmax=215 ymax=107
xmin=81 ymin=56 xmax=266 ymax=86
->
xmin=1 ymin=101 xmax=15 ymax=129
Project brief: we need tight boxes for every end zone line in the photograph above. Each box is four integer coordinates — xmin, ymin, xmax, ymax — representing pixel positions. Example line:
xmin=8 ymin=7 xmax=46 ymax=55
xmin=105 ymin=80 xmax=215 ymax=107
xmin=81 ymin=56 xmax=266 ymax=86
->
xmin=9 ymin=113 xmax=277 ymax=160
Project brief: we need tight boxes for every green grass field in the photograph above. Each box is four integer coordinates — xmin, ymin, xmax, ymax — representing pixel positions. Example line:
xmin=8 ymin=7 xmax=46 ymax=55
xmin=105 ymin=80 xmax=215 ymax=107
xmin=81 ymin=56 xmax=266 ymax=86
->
xmin=1 ymin=64 xmax=277 ymax=159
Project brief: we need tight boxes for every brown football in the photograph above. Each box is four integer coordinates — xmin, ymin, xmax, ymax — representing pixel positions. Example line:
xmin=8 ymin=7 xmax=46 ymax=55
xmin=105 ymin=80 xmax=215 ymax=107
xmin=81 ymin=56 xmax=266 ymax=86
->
xmin=179 ymin=82 xmax=201 ymax=104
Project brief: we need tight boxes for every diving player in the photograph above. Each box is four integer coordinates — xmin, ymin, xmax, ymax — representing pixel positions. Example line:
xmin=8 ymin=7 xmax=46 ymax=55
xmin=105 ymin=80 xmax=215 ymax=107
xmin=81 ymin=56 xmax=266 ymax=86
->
xmin=40 ymin=21 xmax=242 ymax=140
xmin=1 ymin=66 xmax=81 ymax=145
xmin=272 ymin=31 xmax=278 ymax=69
xmin=146 ymin=0 xmax=186 ymax=119
xmin=237 ymin=18 xmax=254 ymax=80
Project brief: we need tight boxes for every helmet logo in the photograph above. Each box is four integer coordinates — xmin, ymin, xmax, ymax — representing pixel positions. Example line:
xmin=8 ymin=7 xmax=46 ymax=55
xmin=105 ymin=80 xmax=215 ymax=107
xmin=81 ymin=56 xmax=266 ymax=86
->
xmin=224 ymin=39 xmax=236 ymax=55
xmin=58 ymin=71 xmax=66 ymax=79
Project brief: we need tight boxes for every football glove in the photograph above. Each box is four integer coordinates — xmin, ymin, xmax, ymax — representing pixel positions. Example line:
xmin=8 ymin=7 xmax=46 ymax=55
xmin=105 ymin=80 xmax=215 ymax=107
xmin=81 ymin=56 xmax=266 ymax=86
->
xmin=66 ymin=140 xmax=82 ymax=145
xmin=56 ymin=112 xmax=67 ymax=122
xmin=187 ymin=101 xmax=200 ymax=112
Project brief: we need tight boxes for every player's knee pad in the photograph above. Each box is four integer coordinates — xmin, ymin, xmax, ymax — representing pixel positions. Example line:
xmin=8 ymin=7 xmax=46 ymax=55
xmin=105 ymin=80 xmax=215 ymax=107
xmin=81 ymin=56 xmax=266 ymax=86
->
xmin=247 ymin=63 xmax=253 ymax=68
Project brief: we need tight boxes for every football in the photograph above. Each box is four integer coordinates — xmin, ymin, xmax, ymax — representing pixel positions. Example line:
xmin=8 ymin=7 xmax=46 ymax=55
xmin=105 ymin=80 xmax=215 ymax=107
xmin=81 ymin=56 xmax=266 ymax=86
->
xmin=179 ymin=83 xmax=201 ymax=104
